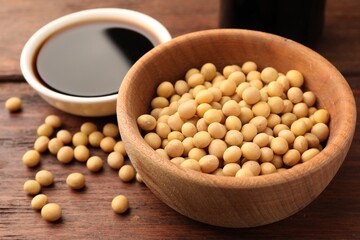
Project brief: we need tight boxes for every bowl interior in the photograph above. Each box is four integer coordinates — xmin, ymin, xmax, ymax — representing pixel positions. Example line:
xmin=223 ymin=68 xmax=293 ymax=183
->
xmin=117 ymin=29 xmax=356 ymax=227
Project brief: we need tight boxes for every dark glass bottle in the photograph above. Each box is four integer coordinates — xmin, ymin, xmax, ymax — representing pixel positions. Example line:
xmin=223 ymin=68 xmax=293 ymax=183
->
xmin=219 ymin=0 xmax=326 ymax=47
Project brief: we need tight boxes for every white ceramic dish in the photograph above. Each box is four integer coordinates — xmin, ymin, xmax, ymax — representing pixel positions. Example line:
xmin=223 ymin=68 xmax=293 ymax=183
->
xmin=20 ymin=8 xmax=171 ymax=117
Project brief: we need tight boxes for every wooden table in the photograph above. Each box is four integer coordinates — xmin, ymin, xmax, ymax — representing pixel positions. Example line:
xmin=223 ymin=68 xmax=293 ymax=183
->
xmin=1 ymin=0 xmax=359 ymax=239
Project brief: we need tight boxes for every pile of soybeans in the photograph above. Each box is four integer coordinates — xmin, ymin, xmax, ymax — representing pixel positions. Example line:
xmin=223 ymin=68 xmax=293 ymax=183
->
xmin=137 ymin=61 xmax=330 ymax=177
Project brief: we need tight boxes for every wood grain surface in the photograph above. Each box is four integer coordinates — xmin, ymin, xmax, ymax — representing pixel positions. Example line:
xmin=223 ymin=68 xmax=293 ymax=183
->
xmin=1 ymin=0 xmax=360 ymax=239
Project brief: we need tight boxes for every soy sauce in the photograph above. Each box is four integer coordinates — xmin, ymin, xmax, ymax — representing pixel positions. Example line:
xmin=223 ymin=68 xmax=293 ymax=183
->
xmin=35 ymin=22 xmax=154 ymax=97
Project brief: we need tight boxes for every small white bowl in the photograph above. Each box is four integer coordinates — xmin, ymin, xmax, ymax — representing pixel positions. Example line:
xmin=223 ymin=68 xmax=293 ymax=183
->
xmin=20 ymin=8 xmax=171 ymax=117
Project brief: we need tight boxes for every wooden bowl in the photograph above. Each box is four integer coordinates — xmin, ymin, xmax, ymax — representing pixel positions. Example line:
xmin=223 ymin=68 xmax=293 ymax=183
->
xmin=117 ymin=29 xmax=356 ymax=228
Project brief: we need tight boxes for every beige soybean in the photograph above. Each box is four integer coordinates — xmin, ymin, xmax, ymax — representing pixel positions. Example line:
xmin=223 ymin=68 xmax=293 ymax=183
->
xmin=222 ymin=100 xmax=241 ymax=117
xmin=270 ymin=137 xmax=289 ymax=155
xmin=303 ymin=91 xmax=316 ymax=107
xmin=267 ymin=81 xmax=284 ymax=97
xmin=220 ymin=79 xmax=237 ymax=96
xmin=182 ymin=137 xmax=195 ymax=156
xmin=241 ymin=142 xmax=261 ymax=161
xmin=199 ymin=155 xmax=219 ymax=173
xmin=118 ymin=165 xmax=136 ymax=182
xmin=80 ymin=122 xmax=97 ymax=135
xmin=103 ymin=123 xmax=119 ymax=138
xmin=5 ymin=97 xmax=22 ymax=112
xmin=259 ymin=147 xmax=274 ymax=162
xmin=286 ymin=69 xmax=304 ymax=87
xmin=180 ymin=159 xmax=201 ymax=172
xmin=137 ymin=114 xmax=157 ymax=131
xmin=88 ymin=131 xmax=104 ymax=148
xmin=187 ymin=73 xmax=205 ymax=87
xmin=48 ymin=138 xmax=64 ymax=155
xmin=174 ymin=80 xmax=190 ymax=95
xmin=178 ymin=100 xmax=197 ymax=120
xmin=57 ymin=146 xmax=74 ymax=164
xmin=313 ymin=109 xmax=330 ymax=124
xmin=276 ymin=75 xmax=290 ymax=92
xmin=261 ymin=67 xmax=278 ymax=83
xmin=246 ymin=70 xmax=261 ymax=81
xmin=181 ymin=122 xmax=197 ymax=137
xmin=287 ymin=87 xmax=303 ymax=103
xmin=311 ymin=123 xmax=329 ymax=142
xmin=86 ymin=156 xmax=103 ymax=172
xmin=66 ymin=172 xmax=85 ymax=190
xmin=107 ymin=152 xmax=124 ymax=170
xmin=195 ymin=89 xmax=214 ymax=104
xmin=223 ymin=146 xmax=242 ymax=163
xmin=278 ymin=129 xmax=295 ymax=144
xmin=253 ymin=133 xmax=269 ymax=147
xmin=241 ymin=61 xmax=257 ymax=74
xmin=37 ymin=123 xmax=54 ymax=137
xmin=114 ymin=141 xmax=127 ymax=156
xmin=72 ymin=132 xmax=88 ymax=147
xmin=225 ymin=115 xmax=242 ymax=130
xmin=203 ymin=109 xmax=223 ymax=125
xmin=151 ymin=96 xmax=169 ymax=109
xmin=100 ymin=136 xmax=117 ymax=152
xmin=170 ymin=157 xmax=185 ymax=165
xmin=260 ymin=162 xmax=277 ymax=175
xmin=242 ymin=86 xmax=261 ymax=105
xmin=291 ymin=119 xmax=308 ymax=136
xmin=281 ymin=112 xmax=297 ymax=127
xmin=167 ymin=131 xmax=184 ymax=141
xmin=271 ymin=155 xmax=283 ymax=169
xmin=201 ymin=63 xmax=217 ymax=81
xmin=235 ymin=168 xmax=254 ymax=177
xmin=283 ymin=149 xmax=301 ymax=166
xmin=56 ymin=130 xmax=72 ymax=145
xmin=45 ymin=115 xmax=62 ymax=128
xmin=268 ymin=96 xmax=284 ymax=114
xmin=224 ymin=130 xmax=243 ymax=146
xmin=74 ymin=145 xmax=90 ymax=162
xmin=35 ymin=170 xmax=54 ymax=187
xmin=155 ymin=122 xmax=170 ymax=139
xmin=208 ymin=139 xmax=227 ymax=159
xmin=24 ymin=180 xmax=41 ymax=195
xmin=293 ymin=136 xmax=308 ymax=153
xmin=34 ymin=136 xmax=50 ymax=153
xmin=136 ymin=173 xmax=144 ymax=183
xmin=188 ymin=148 xmax=206 ymax=160
xmin=266 ymin=113 xmax=281 ymax=129
xmin=207 ymin=122 xmax=226 ymax=139
xmin=304 ymin=133 xmax=320 ymax=148
xmin=242 ymin=160 xmax=261 ymax=176
xmin=22 ymin=150 xmax=41 ymax=167
xmin=157 ymin=81 xmax=175 ymax=98
xmin=250 ymin=116 xmax=268 ymax=132
xmin=165 ymin=139 xmax=184 ymax=157
xmin=41 ymin=203 xmax=62 ymax=222
xmin=241 ymin=123 xmax=257 ymax=141
xmin=273 ymin=124 xmax=289 ymax=136
xmin=301 ymin=148 xmax=321 ymax=162
xmin=31 ymin=194 xmax=48 ymax=210
xmin=168 ymin=114 xmax=185 ymax=131
xmin=222 ymin=163 xmax=241 ymax=176
xmin=292 ymin=102 xmax=308 ymax=118
xmin=252 ymin=101 xmax=270 ymax=117
xmin=250 ymin=79 xmax=264 ymax=90
xmin=193 ymin=131 xmax=212 ymax=148
xmin=112 ymin=195 xmax=129 ymax=214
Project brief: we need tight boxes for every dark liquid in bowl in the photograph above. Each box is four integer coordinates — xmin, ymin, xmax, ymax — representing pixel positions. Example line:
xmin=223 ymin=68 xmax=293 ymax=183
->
xmin=35 ymin=22 xmax=154 ymax=97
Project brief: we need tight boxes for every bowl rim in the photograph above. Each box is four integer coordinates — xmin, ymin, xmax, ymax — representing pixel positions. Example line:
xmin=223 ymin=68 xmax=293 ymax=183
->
xmin=20 ymin=8 xmax=172 ymax=105
xmin=117 ymin=28 xmax=356 ymax=189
